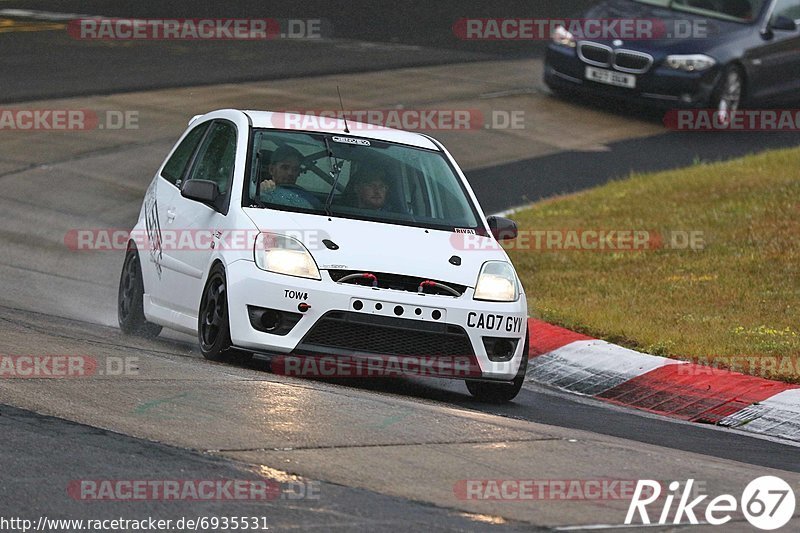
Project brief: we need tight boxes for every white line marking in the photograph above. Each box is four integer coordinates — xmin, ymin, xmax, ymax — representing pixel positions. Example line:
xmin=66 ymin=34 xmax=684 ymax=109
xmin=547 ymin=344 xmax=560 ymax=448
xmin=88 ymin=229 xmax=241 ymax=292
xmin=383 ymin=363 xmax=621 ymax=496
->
xmin=480 ymin=87 xmax=539 ymax=99
xmin=555 ymin=522 xmax=711 ymax=531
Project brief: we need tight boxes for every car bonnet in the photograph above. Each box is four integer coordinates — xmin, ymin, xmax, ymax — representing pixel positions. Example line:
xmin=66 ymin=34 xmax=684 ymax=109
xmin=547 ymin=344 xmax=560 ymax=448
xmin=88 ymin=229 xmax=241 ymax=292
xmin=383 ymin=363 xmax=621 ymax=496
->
xmin=582 ymin=0 xmax=750 ymax=53
xmin=242 ymin=207 xmax=511 ymax=288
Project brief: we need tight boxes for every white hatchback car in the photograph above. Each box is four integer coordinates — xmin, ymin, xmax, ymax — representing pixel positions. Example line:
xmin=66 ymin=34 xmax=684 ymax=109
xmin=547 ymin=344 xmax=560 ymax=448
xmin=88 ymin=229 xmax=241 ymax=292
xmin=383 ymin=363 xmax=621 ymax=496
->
xmin=118 ymin=109 xmax=529 ymax=401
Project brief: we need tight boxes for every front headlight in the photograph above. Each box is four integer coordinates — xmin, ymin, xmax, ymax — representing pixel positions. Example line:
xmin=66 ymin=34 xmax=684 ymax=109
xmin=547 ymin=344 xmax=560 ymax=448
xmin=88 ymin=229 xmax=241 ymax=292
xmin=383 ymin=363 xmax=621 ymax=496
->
xmin=254 ymin=232 xmax=320 ymax=280
xmin=551 ymin=25 xmax=576 ymax=48
xmin=474 ymin=261 xmax=518 ymax=302
xmin=665 ymin=54 xmax=716 ymax=72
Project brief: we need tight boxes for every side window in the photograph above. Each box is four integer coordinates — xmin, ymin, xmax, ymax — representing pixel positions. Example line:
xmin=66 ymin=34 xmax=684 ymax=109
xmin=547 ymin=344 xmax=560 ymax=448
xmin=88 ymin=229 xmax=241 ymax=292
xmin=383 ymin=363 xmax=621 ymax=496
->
xmin=774 ymin=0 xmax=800 ymax=21
xmin=186 ymin=121 xmax=237 ymax=196
xmin=161 ymin=123 xmax=209 ymax=186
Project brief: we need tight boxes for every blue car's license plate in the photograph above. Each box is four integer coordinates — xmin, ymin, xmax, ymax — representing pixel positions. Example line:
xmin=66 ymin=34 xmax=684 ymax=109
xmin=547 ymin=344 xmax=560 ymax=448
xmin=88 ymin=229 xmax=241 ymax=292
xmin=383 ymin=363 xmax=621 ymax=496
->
xmin=585 ymin=66 xmax=636 ymax=89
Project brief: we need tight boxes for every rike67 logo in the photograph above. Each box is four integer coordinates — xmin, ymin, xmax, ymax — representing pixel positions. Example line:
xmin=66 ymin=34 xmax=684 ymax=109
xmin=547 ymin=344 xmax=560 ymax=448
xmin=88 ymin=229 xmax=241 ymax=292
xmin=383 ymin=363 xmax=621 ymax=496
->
xmin=626 ymin=477 xmax=796 ymax=530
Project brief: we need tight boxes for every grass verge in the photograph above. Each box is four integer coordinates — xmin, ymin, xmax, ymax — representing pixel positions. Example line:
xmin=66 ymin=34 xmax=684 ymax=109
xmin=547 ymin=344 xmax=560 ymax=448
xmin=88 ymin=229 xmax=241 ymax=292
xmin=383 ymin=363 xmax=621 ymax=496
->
xmin=509 ymin=146 xmax=800 ymax=382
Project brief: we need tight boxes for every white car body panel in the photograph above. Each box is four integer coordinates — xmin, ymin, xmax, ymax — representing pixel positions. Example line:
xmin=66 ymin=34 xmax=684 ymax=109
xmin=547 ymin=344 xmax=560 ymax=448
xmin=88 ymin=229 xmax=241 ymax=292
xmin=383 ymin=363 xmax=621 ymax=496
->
xmin=130 ymin=109 xmax=528 ymax=381
xmin=242 ymin=208 xmax=508 ymax=287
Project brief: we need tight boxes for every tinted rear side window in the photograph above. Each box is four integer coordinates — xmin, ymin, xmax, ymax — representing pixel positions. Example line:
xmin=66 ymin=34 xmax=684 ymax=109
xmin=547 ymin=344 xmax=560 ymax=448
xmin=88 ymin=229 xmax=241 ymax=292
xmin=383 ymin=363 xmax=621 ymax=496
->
xmin=161 ymin=122 xmax=209 ymax=186
xmin=187 ymin=121 xmax=237 ymax=196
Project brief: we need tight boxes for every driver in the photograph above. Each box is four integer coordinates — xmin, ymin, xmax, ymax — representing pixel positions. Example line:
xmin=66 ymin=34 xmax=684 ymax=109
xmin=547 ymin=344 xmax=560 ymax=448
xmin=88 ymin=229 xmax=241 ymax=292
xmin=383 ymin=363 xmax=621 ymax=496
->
xmin=258 ymin=145 xmax=321 ymax=208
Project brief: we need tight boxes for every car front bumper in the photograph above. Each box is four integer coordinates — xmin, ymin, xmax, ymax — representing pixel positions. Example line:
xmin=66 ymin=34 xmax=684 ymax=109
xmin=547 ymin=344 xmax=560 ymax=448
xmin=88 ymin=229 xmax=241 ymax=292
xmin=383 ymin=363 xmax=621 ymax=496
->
xmin=544 ymin=44 xmax=722 ymax=108
xmin=226 ymin=259 xmax=528 ymax=381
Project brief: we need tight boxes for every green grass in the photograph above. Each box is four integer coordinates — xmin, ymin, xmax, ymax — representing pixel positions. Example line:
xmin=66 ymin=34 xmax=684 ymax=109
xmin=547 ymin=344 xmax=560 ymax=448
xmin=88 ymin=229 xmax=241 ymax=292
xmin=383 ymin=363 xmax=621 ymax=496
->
xmin=509 ymin=146 xmax=800 ymax=382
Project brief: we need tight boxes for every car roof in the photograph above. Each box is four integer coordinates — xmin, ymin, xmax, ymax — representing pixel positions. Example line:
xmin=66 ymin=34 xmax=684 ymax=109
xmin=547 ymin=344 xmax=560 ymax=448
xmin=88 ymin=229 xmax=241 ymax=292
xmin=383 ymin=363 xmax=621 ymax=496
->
xmin=241 ymin=110 xmax=440 ymax=151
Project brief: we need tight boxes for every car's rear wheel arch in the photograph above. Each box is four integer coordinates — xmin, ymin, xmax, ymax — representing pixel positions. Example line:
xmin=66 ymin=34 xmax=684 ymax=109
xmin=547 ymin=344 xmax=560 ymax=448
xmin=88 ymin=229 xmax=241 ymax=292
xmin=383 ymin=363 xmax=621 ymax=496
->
xmin=208 ymin=258 xmax=226 ymax=277
xmin=118 ymin=242 xmax=162 ymax=339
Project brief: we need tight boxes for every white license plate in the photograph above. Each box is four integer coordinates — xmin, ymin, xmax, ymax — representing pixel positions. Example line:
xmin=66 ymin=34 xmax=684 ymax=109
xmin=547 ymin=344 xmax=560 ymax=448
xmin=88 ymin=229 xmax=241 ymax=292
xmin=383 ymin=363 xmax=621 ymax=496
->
xmin=585 ymin=66 xmax=636 ymax=89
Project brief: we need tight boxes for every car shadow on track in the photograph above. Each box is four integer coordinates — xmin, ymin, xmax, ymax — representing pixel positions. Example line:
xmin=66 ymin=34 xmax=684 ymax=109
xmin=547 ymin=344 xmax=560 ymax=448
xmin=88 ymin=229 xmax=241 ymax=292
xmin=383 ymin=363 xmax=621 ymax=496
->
xmin=229 ymin=353 xmax=533 ymax=415
xmin=141 ymin=340 xmax=800 ymax=471
xmin=546 ymin=90 xmax=666 ymax=124
xmin=137 ymin=333 xmax=500 ymax=410
xmin=545 ymin=88 xmax=800 ymax=127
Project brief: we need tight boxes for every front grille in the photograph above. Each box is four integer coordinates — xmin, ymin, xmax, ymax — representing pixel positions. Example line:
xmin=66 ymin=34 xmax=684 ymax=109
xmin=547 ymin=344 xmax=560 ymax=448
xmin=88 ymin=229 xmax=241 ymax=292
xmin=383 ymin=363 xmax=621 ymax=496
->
xmin=327 ymin=269 xmax=466 ymax=297
xmin=613 ymin=50 xmax=653 ymax=73
xmin=298 ymin=311 xmax=474 ymax=357
xmin=578 ymin=43 xmax=612 ymax=66
xmin=578 ymin=42 xmax=653 ymax=74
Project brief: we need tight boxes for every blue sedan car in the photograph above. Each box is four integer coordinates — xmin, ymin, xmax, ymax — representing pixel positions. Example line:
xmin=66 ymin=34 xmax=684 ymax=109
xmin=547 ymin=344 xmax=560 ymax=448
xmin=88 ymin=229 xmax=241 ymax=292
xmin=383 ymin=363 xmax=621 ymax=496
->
xmin=544 ymin=0 xmax=800 ymax=115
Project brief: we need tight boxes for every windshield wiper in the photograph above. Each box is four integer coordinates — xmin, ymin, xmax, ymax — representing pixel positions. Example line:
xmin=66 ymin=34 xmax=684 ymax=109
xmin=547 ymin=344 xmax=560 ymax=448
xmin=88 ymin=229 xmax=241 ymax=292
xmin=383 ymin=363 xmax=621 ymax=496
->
xmin=322 ymin=135 xmax=344 ymax=216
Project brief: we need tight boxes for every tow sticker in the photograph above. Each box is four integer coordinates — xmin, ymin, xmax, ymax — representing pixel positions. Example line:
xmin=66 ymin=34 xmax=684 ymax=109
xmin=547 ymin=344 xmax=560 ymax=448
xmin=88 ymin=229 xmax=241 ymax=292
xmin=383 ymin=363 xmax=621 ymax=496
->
xmin=284 ymin=289 xmax=308 ymax=301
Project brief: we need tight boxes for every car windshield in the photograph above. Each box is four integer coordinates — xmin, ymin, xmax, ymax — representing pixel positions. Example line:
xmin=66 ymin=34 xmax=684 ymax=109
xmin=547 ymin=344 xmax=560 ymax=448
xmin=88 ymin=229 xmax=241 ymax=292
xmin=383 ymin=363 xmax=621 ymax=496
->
xmin=631 ymin=0 xmax=766 ymax=22
xmin=244 ymin=129 xmax=482 ymax=232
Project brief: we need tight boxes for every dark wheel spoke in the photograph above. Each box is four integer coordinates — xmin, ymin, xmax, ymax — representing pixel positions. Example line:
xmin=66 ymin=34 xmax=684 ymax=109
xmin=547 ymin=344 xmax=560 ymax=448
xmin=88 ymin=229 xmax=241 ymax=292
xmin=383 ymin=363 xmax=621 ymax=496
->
xmin=200 ymin=273 xmax=230 ymax=355
xmin=715 ymin=69 xmax=742 ymax=125
xmin=119 ymin=257 xmax=137 ymax=318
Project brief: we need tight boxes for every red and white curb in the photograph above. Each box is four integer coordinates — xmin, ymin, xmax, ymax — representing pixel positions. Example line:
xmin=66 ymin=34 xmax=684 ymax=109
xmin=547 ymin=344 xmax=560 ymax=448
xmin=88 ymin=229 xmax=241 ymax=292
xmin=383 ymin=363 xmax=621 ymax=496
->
xmin=525 ymin=318 xmax=800 ymax=442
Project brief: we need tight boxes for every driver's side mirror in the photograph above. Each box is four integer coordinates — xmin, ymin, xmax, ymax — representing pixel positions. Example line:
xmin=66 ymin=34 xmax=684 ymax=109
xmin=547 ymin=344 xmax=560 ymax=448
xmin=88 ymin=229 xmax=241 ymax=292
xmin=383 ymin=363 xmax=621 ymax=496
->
xmin=487 ymin=215 xmax=518 ymax=241
xmin=770 ymin=15 xmax=797 ymax=32
xmin=181 ymin=179 xmax=220 ymax=204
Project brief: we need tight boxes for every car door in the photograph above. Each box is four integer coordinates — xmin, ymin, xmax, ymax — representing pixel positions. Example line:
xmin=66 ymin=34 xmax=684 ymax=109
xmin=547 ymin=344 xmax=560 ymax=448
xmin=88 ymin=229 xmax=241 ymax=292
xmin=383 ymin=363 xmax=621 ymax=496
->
xmin=747 ymin=0 xmax=800 ymax=102
xmin=142 ymin=120 xmax=211 ymax=311
xmin=166 ymin=119 xmax=238 ymax=317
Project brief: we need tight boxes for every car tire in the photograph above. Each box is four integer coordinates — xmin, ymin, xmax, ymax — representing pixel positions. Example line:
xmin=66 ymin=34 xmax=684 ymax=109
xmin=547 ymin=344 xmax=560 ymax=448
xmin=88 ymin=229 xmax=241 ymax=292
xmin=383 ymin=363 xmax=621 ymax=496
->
xmin=198 ymin=264 xmax=236 ymax=361
xmin=466 ymin=328 xmax=529 ymax=403
xmin=118 ymin=246 xmax=162 ymax=339
xmin=711 ymin=65 xmax=744 ymax=124
xmin=544 ymin=79 xmax=570 ymax=100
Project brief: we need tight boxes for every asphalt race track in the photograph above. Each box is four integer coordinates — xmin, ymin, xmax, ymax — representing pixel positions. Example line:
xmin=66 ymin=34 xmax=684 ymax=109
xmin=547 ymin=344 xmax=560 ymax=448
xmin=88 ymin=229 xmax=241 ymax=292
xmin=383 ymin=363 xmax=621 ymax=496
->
xmin=1 ymin=1 xmax=799 ymax=531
